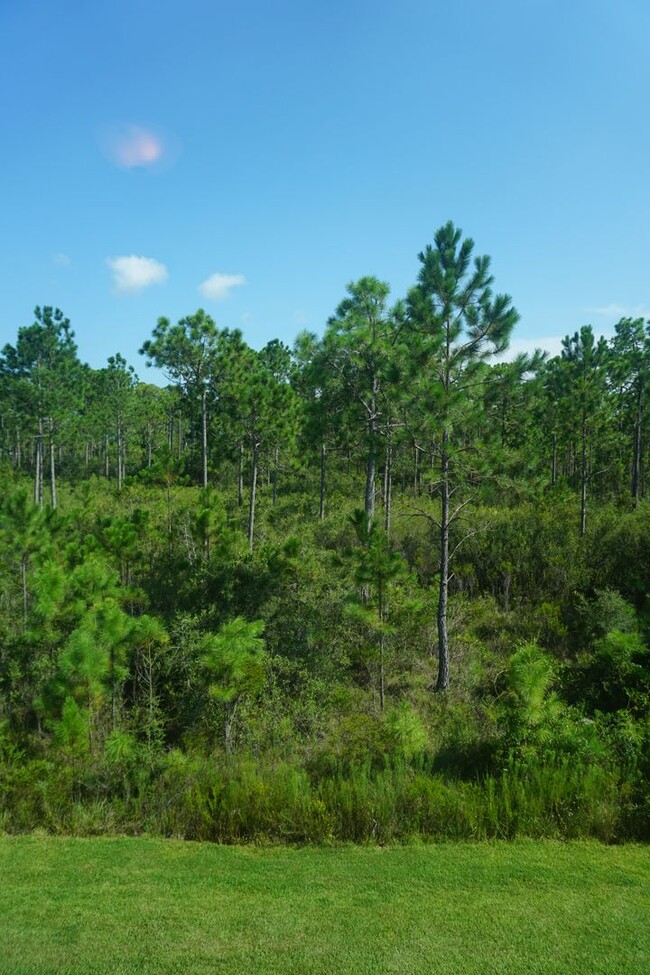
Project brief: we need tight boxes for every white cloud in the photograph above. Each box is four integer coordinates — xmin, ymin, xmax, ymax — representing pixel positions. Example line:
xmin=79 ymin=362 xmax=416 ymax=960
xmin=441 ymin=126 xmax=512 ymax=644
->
xmin=99 ymin=123 xmax=164 ymax=169
xmin=500 ymin=336 xmax=565 ymax=360
xmin=589 ymin=303 xmax=650 ymax=320
xmin=53 ymin=252 xmax=72 ymax=267
xmin=199 ymin=272 xmax=245 ymax=301
xmin=106 ymin=255 xmax=168 ymax=293
xmin=496 ymin=328 xmax=623 ymax=364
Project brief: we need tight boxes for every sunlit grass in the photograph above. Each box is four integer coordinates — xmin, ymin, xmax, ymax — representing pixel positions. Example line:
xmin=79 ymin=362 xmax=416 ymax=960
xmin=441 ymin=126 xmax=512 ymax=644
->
xmin=1 ymin=837 xmax=648 ymax=974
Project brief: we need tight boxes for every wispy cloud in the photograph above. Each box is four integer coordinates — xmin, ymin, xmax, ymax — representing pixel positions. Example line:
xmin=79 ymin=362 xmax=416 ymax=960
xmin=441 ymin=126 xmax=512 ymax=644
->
xmin=510 ymin=336 xmax=563 ymax=358
xmin=199 ymin=272 xmax=245 ymax=301
xmin=589 ymin=303 xmax=650 ymax=320
xmin=293 ymin=309 xmax=308 ymax=326
xmin=106 ymin=255 xmax=168 ymax=293
xmin=99 ymin=123 xmax=166 ymax=169
xmin=53 ymin=252 xmax=72 ymax=268
xmin=494 ymin=336 xmax=564 ymax=363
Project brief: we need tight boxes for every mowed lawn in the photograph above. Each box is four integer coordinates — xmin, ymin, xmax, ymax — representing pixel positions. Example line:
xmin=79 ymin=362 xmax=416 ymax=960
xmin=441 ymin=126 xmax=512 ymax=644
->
xmin=1 ymin=837 xmax=648 ymax=975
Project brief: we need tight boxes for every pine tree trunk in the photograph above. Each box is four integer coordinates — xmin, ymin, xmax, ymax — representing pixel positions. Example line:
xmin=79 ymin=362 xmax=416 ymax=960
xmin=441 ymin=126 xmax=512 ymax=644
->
xmin=248 ymin=442 xmax=258 ymax=552
xmin=117 ymin=418 xmax=123 ymax=491
xmin=383 ymin=440 xmax=392 ymax=538
xmin=224 ymin=699 xmax=238 ymax=755
xmin=365 ymin=390 xmax=378 ymax=520
xmin=413 ymin=443 xmax=420 ymax=496
xmin=551 ymin=433 xmax=557 ymax=487
xmin=34 ymin=429 xmax=41 ymax=506
xmin=272 ymin=446 xmax=279 ymax=504
xmin=365 ymin=445 xmax=376 ymax=520
xmin=201 ymin=388 xmax=208 ymax=489
xmin=35 ymin=420 xmax=44 ymax=507
xmin=49 ymin=423 xmax=57 ymax=510
xmin=632 ymin=384 xmax=642 ymax=504
xmin=110 ymin=646 xmax=117 ymax=732
xmin=21 ymin=556 xmax=28 ymax=631
xmin=319 ymin=442 xmax=326 ymax=521
xmin=146 ymin=647 xmax=156 ymax=753
xmin=238 ymin=441 xmax=244 ymax=507
xmin=378 ymin=591 xmax=386 ymax=711
xmin=437 ymin=434 xmax=450 ymax=691
xmin=580 ymin=408 xmax=587 ymax=536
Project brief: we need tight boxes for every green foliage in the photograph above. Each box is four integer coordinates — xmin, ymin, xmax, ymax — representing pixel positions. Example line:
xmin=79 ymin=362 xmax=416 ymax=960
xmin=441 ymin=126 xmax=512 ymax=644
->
xmin=493 ymin=642 xmax=604 ymax=769
xmin=383 ymin=701 xmax=428 ymax=760
xmin=53 ymin=696 xmax=89 ymax=757
xmin=1 ymin=225 xmax=650 ymax=843
xmin=202 ymin=618 xmax=266 ymax=704
xmin=570 ymin=630 xmax=650 ymax=715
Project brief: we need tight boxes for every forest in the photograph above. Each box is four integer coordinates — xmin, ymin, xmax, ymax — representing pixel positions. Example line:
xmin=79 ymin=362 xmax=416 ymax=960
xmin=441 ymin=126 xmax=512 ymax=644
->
xmin=1 ymin=222 xmax=649 ymax=843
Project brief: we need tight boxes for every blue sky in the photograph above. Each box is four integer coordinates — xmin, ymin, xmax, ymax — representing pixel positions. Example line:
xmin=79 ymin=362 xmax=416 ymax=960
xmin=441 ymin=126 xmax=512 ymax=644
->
xmin=1 ymin=0 xmax=649 ymax=379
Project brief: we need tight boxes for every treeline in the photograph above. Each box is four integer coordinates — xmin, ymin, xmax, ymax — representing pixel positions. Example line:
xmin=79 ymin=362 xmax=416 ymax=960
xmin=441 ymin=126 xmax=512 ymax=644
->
xmin=0 ymin=223 xmax=649 ymax=842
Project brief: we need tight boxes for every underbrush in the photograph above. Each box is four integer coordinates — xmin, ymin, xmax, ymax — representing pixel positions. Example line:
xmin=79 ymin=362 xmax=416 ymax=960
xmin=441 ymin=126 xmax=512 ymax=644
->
xmin=1 ymin=750 xmax=644 ymax=844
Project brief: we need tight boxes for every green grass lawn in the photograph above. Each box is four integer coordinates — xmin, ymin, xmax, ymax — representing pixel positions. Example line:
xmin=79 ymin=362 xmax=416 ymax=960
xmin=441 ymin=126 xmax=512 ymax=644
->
xmin=0 ymin=837 xmax=648 ymax=975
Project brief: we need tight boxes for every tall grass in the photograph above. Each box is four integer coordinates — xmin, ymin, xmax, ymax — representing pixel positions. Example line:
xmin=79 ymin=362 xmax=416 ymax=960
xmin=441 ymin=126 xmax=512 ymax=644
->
xmin=1 ymin=750 xmax=630 ymax=842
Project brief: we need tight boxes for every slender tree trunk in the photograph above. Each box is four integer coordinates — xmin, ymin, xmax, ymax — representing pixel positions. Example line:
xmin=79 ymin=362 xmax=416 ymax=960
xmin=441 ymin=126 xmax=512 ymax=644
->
xmin=580 ymin=408 xmax=587 ymax=536
xmin=437 ymin=432 xmax=450 ymax=691
xmin=319 ymin=442 xmax=326 ymax=521
xmin=146 ymin=648 xmax=156 ymax=752
xmin=16 ymin=428 xmax=21 ymax=469
xmin=224 ymin=699 xmax=238 ymax=755
xmin=238 ymin=441 xmax=244 ymax=507
xmin=383 ymin=440 xmax=392 ymax=538
xmin=49 ymin=423 xmax=57 ymax=510
xmin=110 ymin=647 xmax=117 ymax=732
xmin=551 ymin=433 xmax=557 ymax=487
xmin=87 ymin=689 xmax=94 ymax=755
xmin=272 ymin=446 xmax=279 ymax=504
xmin=201 ymin=388 xmax=208 ymax=488
xmin=365 ymin=390 xmax=378 ymax=520
xmin=365 ymin=444 xmax=376 ymax=520
xmin=378 ymin=590 xmax=385 ymax=711
xmin=117 ymin=417 xmax=123 ymax=491
xmin=34 ymin=430 xmax=41 ymax=506
xmin=379 ymin=628 xmax=385 ymax=711
xmin=105 ymin=433 xmax=110 ymax=479
xmin=21 ymin=556 xmax=28 ymax=631
xmin=248 ymin=442 xmax=258 ymax=552
xmin=641 ymin=451 xmax=646 ymax=499
xmin=166 ymin=478 xmax=173 ymax=553
xmin=413 ymin=443 xmax=420 ymax=496
xmin=35 ymin=420 xmax=44 ymax=507
xmin=632 ymin=385 xmax=642 ymax=504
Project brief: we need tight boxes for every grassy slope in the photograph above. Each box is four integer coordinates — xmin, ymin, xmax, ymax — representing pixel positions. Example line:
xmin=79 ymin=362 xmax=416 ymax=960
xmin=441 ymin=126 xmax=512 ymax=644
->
xmin=1 ymin=837 xmax=649 ymax=975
